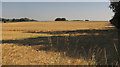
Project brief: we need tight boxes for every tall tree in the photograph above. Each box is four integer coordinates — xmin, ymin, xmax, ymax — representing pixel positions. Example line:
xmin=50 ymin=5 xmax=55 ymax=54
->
xmin=110 ymin=1 xmax=120 ymax=29
xmin=110 ymin=0 xmax=120 ymax=64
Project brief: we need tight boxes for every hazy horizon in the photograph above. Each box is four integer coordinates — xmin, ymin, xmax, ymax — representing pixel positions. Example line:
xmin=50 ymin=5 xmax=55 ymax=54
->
xmin=2 ymin=2 xmax=114 ymax=21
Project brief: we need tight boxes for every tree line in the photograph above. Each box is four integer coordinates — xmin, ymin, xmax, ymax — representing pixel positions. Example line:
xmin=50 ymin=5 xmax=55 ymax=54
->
xmin=109 ymin=1 xmax=120 ymax=29
xmin=0 ymin=17 xmax=90 ymax=22
xmin=55 ymin=18 xmax=89 ymax=21
xmin=0 ymin=18 xmax=37 ymax=23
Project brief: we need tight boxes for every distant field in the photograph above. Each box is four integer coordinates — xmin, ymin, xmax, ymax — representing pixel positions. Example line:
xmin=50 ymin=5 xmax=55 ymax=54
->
xmin=2 ymin=21 xmax=118 ymax=65
xmin=2 ymin=21 xmax=110 ymax=32
xmin=2 ymin=21 xmax=112 ymax=40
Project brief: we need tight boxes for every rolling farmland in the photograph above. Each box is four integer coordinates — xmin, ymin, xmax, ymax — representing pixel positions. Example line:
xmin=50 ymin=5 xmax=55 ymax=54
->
xmin=2 ymin=21 xmax=118 ymax=65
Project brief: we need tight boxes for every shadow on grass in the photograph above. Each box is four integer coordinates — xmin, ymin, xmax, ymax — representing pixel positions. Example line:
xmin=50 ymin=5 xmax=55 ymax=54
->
xmin=25 ymin=29 xmax=114 ymax=34
xmin=2 ymin=29 xmax=119 ymax=64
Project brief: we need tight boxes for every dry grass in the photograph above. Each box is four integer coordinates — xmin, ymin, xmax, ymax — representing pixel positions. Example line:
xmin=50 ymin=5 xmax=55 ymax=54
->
xmin=2 ymin=43 xmax=90 ymax=65
xmin=2 ymin=21 xmax=111 ymax=40
xmin=2 ymin=21 xmax=110 ymax=32
xmin=2 ymin=21 xmax=118 ymax=65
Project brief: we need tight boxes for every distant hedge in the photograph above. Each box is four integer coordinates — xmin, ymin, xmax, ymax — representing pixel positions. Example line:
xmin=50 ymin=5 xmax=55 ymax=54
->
xmin=85 ymin=20 xmax=89 ymax=21
xmin=55 ymin=18 xmax=67 ymax=21
xmin=0 ymin=18 xmax=37 ymax=23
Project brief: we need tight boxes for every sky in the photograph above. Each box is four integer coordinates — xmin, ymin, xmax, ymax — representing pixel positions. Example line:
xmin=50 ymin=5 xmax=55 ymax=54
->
xmin=2 ymin=0 xmax=120 ymax=2
xmin=2 ymin=2 xmax=114 ymax=21
xmin=2 ymin=0 xmax=111 ymax=2
xmin=0 ymin=2 xmax=1 ymax=18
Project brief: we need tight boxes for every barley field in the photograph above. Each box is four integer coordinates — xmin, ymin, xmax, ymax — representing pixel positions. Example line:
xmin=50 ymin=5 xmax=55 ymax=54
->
xmin=2 ymin=21 xmax=119 ymax=65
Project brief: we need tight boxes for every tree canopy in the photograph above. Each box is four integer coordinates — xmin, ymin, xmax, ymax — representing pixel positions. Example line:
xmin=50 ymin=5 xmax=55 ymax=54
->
xmin=55 ymin=18 xmax=67 ymax=21
xmin=0 ymin=18 xmax=37 ymax=23
xmin=109 ymin=1 xmax=120 ymax=29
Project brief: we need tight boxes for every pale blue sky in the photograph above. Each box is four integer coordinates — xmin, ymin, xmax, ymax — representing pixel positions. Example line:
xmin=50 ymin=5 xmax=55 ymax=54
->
xmin=0 ymin=2 xmax=1 ymax=18
xmin=2 ymin=2 xmax=114 ymax=21
xmin=2 ymin=0 xmax=110 ymax=2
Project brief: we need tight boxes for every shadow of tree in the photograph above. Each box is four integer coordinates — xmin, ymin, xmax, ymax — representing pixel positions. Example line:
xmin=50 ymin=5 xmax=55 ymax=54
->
xmin=2 ymin=29 xmax=119 ymax=64
xmin=25 ymin=29 xmax=114 ymax=34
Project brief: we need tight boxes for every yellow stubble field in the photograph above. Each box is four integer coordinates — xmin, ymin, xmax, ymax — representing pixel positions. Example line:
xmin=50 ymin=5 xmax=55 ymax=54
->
xmin=2 ymin=21 xmax=118 ymax=65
